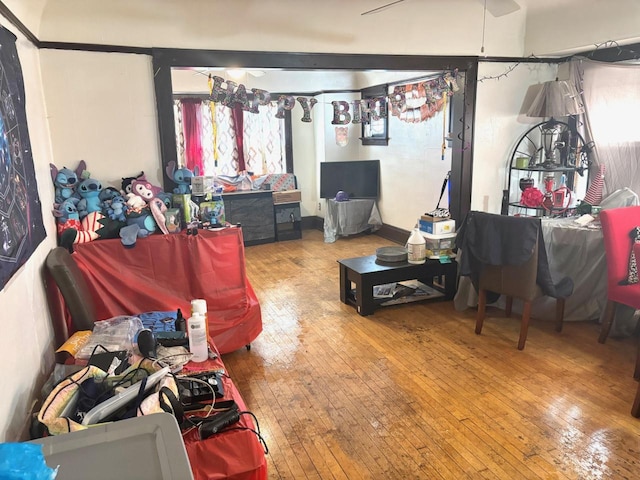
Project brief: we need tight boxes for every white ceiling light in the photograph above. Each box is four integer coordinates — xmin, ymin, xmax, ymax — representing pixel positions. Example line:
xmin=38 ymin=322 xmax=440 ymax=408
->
xmin=226 ymin=69 xmax=266 ymax=79
xmin=226 ymin=69 xmax=245 ymax=79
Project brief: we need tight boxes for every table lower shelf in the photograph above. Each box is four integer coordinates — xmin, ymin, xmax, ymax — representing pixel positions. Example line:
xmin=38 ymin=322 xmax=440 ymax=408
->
xmin=338 ymin=256 xmax=457 ymax=316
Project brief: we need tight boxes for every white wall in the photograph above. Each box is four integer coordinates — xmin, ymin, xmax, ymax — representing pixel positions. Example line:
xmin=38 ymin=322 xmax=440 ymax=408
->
xmin=525 ymin=0 xmax=640 ymax=55
xmin=39 ymin=50 xmax=163 ymax=191
xmin=0 ymin=24 xmax=58 ymax=441
xmin=472 ymin=61 xmax=558 ymax=213
xmin=362 ymin=106 xmax=452 ymax=230
xmin=290 ymin=102 xmax=317 ymax=218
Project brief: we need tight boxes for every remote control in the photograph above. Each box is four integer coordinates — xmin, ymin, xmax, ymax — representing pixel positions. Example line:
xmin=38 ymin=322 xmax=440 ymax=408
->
xmin=198 ymin=406 xmax=240 ymax=439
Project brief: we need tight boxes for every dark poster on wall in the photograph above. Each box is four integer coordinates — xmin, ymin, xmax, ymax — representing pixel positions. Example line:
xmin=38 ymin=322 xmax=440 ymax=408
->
xmin=0 ymin=27 xmax=46 ymax=290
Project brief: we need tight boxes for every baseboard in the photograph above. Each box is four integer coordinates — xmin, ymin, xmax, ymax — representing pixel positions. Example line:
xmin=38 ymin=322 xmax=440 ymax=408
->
xmin=301 ymin=216 xmax=323 ymax=231
xmin=301 ymin=216 xmax=407 ymax=245
xmin=375 ymin=224 xmax=408 ymax=245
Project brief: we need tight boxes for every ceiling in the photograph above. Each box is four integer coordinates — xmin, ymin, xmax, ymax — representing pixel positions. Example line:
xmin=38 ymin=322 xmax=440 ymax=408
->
xmin=6 ymin=0 xmax=639 ymax=58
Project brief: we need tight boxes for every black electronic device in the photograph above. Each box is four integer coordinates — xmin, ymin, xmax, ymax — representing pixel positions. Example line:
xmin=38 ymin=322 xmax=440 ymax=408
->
xmin=135 ymin=328 xmax=157 ymax=358
xmin=198 ymin=405 xmax=240 ymax=439
xmin=320 ymin=160 xmax=380 ymax=199
xmin=156 ymin=331 xmax=188 ymax=347
xmin=177 ymin=371 xmax=225 ymax=405
xmin=88 ymin=350 xmax=129 ymax=375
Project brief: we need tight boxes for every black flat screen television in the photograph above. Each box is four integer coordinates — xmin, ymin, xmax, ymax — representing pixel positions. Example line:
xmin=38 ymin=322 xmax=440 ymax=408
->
xmin=320 ymin=160 xmax=380 ymax=199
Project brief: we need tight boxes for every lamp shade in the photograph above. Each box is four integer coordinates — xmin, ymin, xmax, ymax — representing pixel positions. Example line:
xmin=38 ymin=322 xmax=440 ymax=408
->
xmin=526 ymin=80 xmax=584 ymax=118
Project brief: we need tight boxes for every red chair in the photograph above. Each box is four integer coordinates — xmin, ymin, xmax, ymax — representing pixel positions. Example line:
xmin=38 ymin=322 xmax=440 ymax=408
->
xmin=598 ymin=205 xmax=640 ymax=344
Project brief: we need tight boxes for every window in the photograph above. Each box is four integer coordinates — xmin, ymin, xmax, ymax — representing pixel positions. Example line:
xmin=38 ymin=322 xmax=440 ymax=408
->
xmin=174 ymin=97 xmax=288 ymax=176
xmin=361 ymin=85 xmax=389 ymax=146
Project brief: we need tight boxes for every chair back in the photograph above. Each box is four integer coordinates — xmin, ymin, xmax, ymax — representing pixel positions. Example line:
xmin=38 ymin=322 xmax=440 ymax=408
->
xmin=45 ymin=247 xmax=97 ymax=336
xmin=480 ymin=240 xmax=539 ymax=301
xmin=600 ymin=205 xmax=640 ymax=306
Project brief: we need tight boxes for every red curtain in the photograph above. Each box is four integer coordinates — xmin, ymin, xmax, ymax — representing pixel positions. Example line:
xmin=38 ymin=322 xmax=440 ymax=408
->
xmin=231 ymin=104 xmax=246 ymax=171
xmin=181 ymin=99 xmax=204 ymax=174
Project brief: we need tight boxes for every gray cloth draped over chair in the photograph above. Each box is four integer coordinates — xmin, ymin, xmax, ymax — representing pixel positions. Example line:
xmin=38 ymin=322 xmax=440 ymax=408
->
xmin=456 ymin=211 xmax=574 ymax=349
xmin=456 ymin=211 xmax=574 ymax=301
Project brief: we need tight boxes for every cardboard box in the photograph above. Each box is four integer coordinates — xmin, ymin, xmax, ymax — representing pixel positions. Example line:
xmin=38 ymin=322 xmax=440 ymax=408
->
xmin=420 ymin=214 xmax=451 ymax=222
xmin=172 ymin=194 xmax=192 ymax=226
xmin=191 ymin=176 xmax=217 ymax=196
xmin=165 ymin=208 xmax=181 ymax=233
xmin=199 ymin=200 xmax=225 ymax=225
xmin=420 ymin=231 xmax=457 ymax=259
xmin=272 ymin=189 xmax=301 ymax=204
xmin=419 ymin=219 xmax=455 ymax=235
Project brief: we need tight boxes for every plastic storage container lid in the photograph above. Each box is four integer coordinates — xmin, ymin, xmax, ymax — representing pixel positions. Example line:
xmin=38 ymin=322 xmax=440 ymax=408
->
xmin=29 ymin=413 xmax=193 ymax=480
xmin=419 ymin=231 xmax=457 ymax=239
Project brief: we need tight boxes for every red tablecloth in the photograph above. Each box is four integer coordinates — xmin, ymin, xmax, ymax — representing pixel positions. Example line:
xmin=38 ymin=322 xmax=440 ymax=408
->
xmin=181 ymin=356 xmax=268 ymax=480
xmin=73 ymin=227 xmax=262 ymax=354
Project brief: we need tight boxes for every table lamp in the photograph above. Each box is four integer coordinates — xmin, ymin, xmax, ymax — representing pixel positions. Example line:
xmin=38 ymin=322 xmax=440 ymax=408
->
xmin=526 ymin=79 xmax=585 ymax=168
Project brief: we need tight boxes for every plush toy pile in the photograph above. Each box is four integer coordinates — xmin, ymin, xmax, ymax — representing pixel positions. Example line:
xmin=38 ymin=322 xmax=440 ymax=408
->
xmin=50 ymin=161 xmax=188 ymax=250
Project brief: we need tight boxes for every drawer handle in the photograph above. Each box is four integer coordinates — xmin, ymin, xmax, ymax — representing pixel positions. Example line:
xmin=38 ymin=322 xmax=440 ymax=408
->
xmin=289 ymin=213 xmax=295 ymax=222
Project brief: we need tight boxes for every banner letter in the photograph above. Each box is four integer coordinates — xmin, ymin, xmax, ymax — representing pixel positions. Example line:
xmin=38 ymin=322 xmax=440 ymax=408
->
xmin=296 ymin=97 xmax=317 ymax=122
xmin=275 ymin=95 xmax=296 ymax=118
xmin=331 ymin=101 xmax=351 ymax=125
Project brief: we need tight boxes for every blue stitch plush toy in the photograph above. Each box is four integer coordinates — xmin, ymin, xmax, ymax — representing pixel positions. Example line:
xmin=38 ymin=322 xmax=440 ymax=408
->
xmin=50 ymin=160 xmax=87 ymax=204
xmin=166 ymin=161 xmax=199 ymax=194
xmin=77 ymin=177 xmax=103 ymax=219
xmin=107 ymin=194 xmax=128 ymax=222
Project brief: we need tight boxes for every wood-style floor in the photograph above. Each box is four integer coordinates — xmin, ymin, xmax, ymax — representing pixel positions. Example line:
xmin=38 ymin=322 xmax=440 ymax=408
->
xmin=221 ymin=229 xmax=640 ymax=480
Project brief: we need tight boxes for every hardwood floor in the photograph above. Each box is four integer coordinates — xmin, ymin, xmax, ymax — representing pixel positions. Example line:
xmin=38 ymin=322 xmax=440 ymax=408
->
xmin=221 ymin=229 xmax=640 ymax=480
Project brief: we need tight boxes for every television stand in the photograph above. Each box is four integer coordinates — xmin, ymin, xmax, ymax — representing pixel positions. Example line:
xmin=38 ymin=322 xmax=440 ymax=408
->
xmin=323 ymin=199 xmax=382 ymax=243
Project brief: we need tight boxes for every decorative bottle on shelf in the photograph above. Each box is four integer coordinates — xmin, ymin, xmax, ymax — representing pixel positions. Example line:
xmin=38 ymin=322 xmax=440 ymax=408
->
xmin=188 ymin=312 xmax=208 ymax=363
xmin=407 ymin=228 xmax=426 ymax=264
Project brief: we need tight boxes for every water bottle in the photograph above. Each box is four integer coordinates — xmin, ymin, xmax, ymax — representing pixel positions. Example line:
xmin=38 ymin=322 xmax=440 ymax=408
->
xmin=407 ymin=228 xmax=426 ymax=264
xmin=188 ymin=313 xmax=208 ymax=363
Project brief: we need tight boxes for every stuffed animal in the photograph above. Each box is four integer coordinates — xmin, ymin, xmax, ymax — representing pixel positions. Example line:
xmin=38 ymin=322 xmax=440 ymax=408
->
xmin=53 ymin=198 xmax=103 ymax=248
xmin=50 ymin=160 xmax=87 ymax=204
xmin=130 ymin=177 xmax=163 ymax=203
xmin=76 ymin=177 xmax=103 ymax=219
xmin=156 ymin=191 xmax=173 ymax=209
xmin=124 ymin=177 xmax=166 ymax=236
xmin=121 ymin=171 xmax=145 ymax=196
xmin=166 ymin=161 xmax=198 ymax=194
xmin=107 ymin=194 xmax=128 ymax=222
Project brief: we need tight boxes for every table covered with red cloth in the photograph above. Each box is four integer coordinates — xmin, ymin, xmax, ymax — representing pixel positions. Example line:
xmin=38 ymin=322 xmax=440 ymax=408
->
xmin=181 ymin=355 xmax=268 ymax=480
xmin=72 ymin=227 xmax=262 ymax=354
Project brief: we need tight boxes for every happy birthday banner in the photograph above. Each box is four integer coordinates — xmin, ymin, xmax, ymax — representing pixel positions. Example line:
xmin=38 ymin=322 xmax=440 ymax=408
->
xmin=207 ymin=70 xmax=459 ymax=125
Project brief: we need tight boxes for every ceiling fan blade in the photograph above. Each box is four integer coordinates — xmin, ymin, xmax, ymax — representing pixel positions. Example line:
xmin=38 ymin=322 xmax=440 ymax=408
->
xmin=476 ymin=0 xmax=521 ymax=17
xmin=361 ymin=0 xmax=406 ymax=16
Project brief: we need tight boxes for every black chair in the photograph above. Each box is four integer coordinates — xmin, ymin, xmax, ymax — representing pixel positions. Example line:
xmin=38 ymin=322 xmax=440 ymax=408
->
xmin=44 ymin=246 xmax=97 ymax=348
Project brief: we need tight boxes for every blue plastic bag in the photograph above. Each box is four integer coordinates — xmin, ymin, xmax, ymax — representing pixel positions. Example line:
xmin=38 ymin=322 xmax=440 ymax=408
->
xmin=0 ymin=443 xmax=57 ymax=479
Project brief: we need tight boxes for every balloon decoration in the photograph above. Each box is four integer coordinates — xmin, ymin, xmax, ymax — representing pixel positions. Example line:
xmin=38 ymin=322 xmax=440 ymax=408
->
xmin=335 ymin=126 xmax=349 ymax=147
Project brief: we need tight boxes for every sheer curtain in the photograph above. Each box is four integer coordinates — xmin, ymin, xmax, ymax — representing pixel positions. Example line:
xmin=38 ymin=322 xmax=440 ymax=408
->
xmin=243 ymin=103 xmax=285 ymax=175
xmin=175 ymin=98 xmax=285 ymax=177
xmin=571 ymin=58 xmax=640 ymax=197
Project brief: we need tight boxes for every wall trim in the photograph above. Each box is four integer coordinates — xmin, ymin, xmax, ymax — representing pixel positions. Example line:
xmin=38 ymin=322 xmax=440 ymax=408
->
xmin=302 ymin=216 xmax=407 ymax=245
xmin=0 ymin=1 xmax=38 ymax=44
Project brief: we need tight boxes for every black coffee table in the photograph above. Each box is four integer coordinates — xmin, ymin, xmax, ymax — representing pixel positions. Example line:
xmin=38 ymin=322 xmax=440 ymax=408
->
xmin=338 ymin=255 xmax=457 ymax=316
